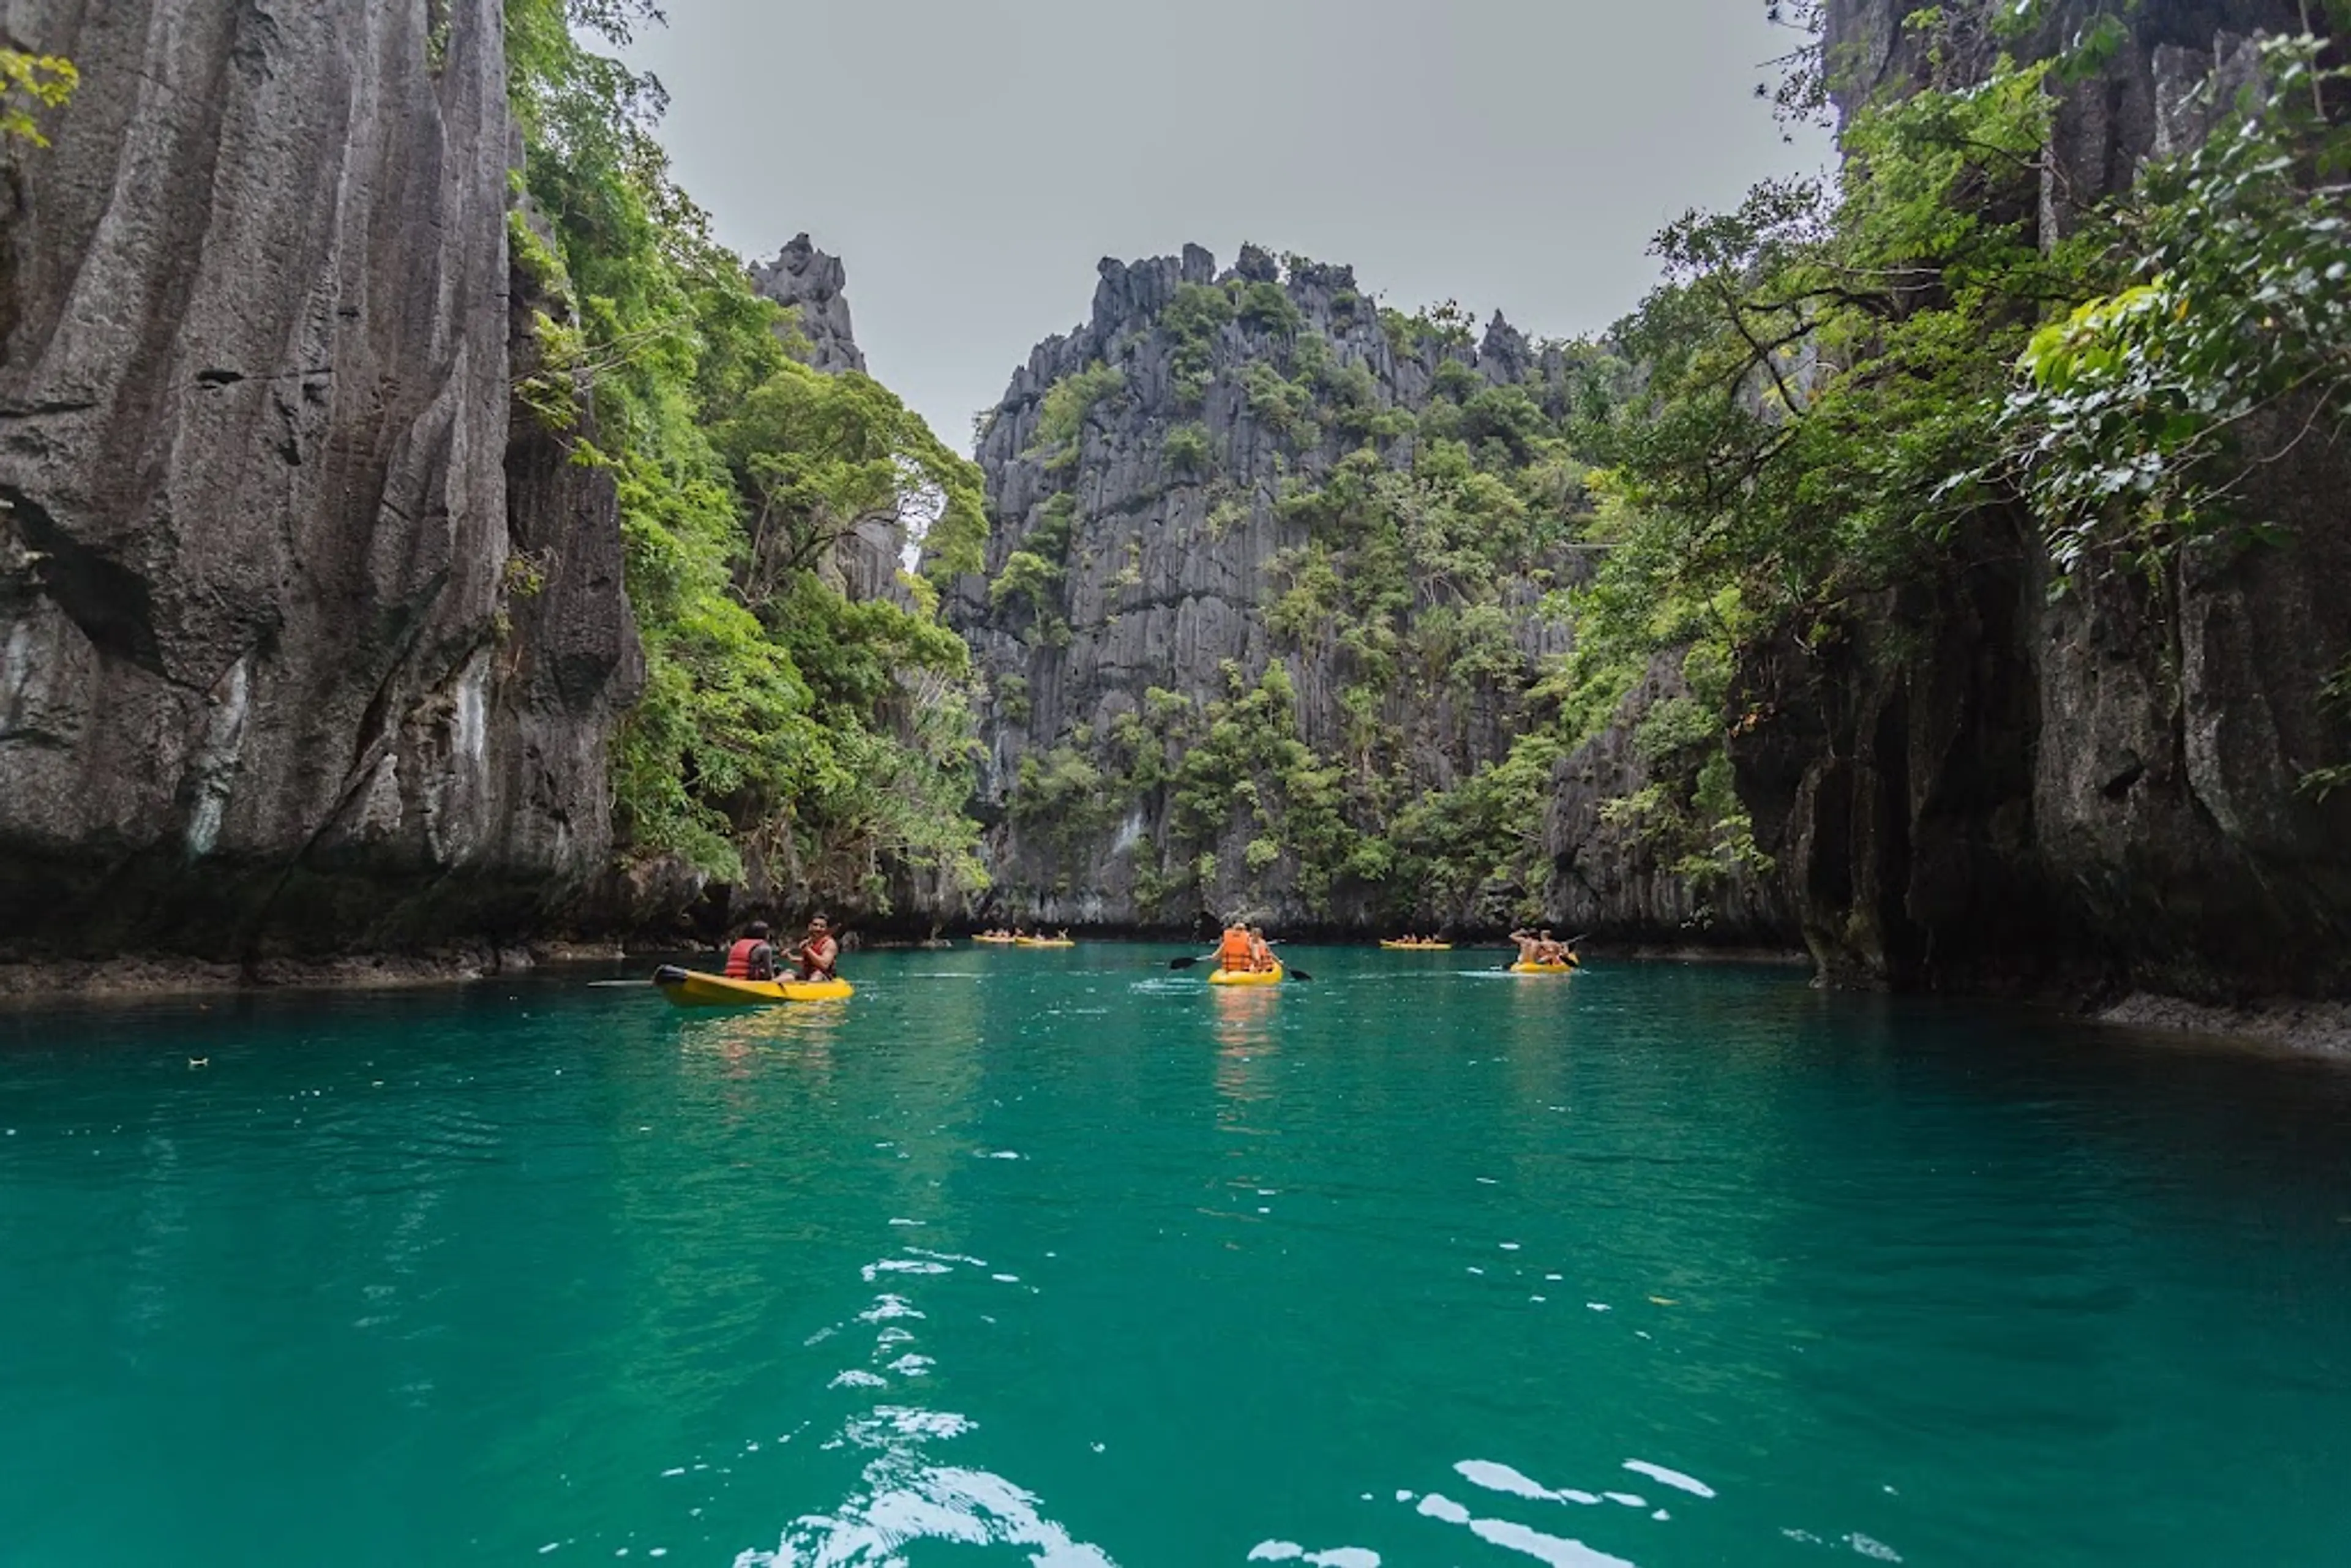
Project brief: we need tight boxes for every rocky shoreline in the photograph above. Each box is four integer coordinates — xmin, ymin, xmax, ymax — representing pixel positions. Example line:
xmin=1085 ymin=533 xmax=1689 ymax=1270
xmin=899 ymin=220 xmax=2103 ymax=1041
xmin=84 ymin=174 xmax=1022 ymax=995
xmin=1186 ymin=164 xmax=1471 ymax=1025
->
xmin=0 ymin=943 xmax=634 ymax=1003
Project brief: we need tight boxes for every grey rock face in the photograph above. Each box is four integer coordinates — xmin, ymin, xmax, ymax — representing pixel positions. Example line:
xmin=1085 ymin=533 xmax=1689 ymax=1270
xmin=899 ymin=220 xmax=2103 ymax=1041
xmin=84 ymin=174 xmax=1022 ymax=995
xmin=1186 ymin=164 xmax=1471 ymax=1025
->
xmin=1750 ymin=2 xmax=2351 ymax=999
xmin=752 ymin=233 xmax=869 ymax=375
xmin=0 ymin=0 xmax=640 ymax=960
xmin=936 ymin=245 xmax=1771 ymax=937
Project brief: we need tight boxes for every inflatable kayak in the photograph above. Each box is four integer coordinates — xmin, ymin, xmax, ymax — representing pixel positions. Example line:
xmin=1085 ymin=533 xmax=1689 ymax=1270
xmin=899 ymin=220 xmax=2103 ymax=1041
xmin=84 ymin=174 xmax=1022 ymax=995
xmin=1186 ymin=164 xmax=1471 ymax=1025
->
xmin=653 ymin=966 xmax=855 ymax=1007
xmin=1209 ymin=965 xmax=1285 ymax=987
xmin=1381 ymin=940 xmax=1453 ymax=951
xmin=971 ymin=935 xmax=1020 ymax=945
xmin=1509 ymin=961 xmax=1577 ymax=975
xmin=1014 ymin=937 xmax=1076 ymax=948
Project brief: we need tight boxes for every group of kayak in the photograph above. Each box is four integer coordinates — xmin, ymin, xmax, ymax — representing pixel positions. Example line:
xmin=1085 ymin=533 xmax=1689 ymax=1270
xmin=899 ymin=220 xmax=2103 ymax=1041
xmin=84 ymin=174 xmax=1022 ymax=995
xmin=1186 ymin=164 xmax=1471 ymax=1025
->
xmin=972 ymin=929 xmax=1076 ymax=948
xmin=656 ymin=915 xmax=1581 ymax=1007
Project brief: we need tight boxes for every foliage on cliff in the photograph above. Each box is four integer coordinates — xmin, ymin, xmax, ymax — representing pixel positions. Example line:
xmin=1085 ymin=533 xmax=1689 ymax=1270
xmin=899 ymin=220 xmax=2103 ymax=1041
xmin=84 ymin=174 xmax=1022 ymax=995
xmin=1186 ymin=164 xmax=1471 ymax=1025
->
xmin=1579 ymin=6 xmax=2351 ymax=798
xmin=506 ymin=0 xmax=988 ymax=904
xmin=0 ymin=47 xmax=75 ymax=144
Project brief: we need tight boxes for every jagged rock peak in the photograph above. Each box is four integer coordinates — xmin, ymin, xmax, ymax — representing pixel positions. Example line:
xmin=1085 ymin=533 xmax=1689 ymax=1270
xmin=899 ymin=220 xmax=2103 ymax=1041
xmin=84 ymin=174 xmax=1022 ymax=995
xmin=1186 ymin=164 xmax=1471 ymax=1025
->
xmin=751 ymin=233 xmax=867 ymax=375
xmin=1023 ymin=244 xmax=1534 ymax=404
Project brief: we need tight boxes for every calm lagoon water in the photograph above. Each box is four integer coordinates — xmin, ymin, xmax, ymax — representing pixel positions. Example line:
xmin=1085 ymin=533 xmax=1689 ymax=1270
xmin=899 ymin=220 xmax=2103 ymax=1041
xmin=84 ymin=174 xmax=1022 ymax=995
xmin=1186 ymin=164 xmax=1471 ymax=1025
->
xmin=3 ymin=948 xmax=2349 ymax=1567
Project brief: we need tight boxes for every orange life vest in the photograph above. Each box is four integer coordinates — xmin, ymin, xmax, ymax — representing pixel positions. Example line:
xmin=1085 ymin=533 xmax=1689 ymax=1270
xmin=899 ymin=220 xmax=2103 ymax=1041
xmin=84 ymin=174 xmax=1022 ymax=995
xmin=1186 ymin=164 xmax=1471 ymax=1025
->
xmin=724 ymin=938 xmax=767 ymax=979
xmin=1217 ymin=928 xmax=1256 ymax=970
xmin=799 ymin=934 xmax=839 ymax=979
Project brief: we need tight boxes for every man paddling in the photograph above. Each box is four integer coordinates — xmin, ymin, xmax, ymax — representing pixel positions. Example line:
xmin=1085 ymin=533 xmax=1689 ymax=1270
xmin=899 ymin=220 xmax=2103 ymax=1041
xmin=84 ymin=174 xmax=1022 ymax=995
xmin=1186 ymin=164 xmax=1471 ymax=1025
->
xmin=788 ymin=914 xmax=841 ymax=982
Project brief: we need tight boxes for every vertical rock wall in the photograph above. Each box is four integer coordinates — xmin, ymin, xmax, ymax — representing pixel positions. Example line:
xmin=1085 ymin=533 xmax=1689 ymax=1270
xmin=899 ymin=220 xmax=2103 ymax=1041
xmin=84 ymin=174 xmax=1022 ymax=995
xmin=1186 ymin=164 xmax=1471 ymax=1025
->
xmin=1741 ymin=0 xmax=2351 ymax=999
xmin=0 ymin=0 xmax=640 ymax=961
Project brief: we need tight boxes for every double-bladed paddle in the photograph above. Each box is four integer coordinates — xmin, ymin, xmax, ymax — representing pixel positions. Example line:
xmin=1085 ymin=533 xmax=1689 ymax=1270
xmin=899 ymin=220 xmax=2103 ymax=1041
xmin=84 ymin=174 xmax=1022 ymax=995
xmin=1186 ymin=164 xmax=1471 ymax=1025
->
xmin=1168 ymin=951 xmax=1313 ymax=983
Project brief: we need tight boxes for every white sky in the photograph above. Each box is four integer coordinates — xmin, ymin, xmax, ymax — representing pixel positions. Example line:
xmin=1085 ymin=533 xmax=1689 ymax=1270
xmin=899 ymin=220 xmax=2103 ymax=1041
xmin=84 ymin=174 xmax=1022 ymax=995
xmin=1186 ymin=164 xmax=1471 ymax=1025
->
xmin=625 ymin=0 xmax=1830 ymax=452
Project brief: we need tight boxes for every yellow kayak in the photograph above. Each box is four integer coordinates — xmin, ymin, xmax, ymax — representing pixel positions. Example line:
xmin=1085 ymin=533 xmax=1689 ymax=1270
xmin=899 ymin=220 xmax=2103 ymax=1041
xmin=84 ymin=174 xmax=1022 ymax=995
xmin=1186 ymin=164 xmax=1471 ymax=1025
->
xmin=653 ymin=966 xmax=855 ymax=1007
xmin=1510 ymin=961 xmax=1577 ymax=975
xmin=1209 ymin=965 xmax=1285 ymax=987
xmin=971 ymin=935 xmax=1020 ymax=945
xmin=1381 ymin=940 xmax=1454 ymax=951
xmin=1014 ymin=938 xmax=1077 ymax=948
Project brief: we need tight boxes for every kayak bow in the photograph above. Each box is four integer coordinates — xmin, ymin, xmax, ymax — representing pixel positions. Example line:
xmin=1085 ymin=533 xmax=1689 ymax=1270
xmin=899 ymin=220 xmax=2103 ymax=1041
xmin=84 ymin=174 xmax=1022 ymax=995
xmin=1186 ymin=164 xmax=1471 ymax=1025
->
xmin=1209 ymin=965 xmax=1286 ymax=987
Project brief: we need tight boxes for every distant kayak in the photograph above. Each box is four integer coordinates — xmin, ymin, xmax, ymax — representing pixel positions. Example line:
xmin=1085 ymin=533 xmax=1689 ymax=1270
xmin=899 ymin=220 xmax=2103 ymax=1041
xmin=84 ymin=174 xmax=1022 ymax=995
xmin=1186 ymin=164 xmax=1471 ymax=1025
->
xmin=1509 ymin=961 xmax=1576 ymax=975
xmin=1209 ymin=966 xmax=1284 ymax=987
xmin=1014 ymin=937 xmax=1077 ymax=948
xmin=1381 ymin=940 xmax=1453 ymax=951
xmin=971 ymin=935 xmax=1021 ymax=945
xmin=653 ymin=966 xmax=855 ymax=1007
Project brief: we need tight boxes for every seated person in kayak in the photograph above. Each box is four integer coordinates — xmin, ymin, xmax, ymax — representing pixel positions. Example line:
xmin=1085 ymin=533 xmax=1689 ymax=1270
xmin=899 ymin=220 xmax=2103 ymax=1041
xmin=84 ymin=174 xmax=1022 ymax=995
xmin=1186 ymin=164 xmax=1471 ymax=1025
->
xmin=1248 ymin=926 xmax=1277 ymax=971
xmin=1216 ymin=921 xmax=1262 ymax=973
xmin=724 ymin=921 xmax=779 ymax=981
xmin=787 ymin=915 xmax=841 ymax=981
xmin=1511 ymin=928 xmax=1570 ymax=966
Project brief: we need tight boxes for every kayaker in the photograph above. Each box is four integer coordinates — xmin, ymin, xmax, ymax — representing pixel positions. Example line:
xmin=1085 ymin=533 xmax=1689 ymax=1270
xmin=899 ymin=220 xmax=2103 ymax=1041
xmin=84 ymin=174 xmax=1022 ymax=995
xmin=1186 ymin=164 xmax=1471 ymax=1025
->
xmin=1216 ymin=920 xmax=1257 ymax=973
xmin=1510 ymin=927 xmax=1543 ymax=966
xmin=1534 ymin=929 xmax=1569 ymax=966
xmin=724 ymin=921 xmax=779 ymax=981
xmin=789 ymin=915 xmax=841 ymax=981
xmin=1248 ymin=925 xmax=1276 ymax=972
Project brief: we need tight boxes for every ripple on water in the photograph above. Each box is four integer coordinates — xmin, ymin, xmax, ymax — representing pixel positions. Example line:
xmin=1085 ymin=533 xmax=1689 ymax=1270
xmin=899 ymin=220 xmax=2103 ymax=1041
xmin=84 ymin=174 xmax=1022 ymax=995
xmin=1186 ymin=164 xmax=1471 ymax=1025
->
xmin=1455 ymin=1459 xmax=1602 ymax=1506
xmin=740 ymin=1460 xmax=1116 ymax=1567
xmin=1619 ymin=1460 xmax=1715 ymax=1499
xmin=1247 ymin=1546 xmax=1381 ymax=1568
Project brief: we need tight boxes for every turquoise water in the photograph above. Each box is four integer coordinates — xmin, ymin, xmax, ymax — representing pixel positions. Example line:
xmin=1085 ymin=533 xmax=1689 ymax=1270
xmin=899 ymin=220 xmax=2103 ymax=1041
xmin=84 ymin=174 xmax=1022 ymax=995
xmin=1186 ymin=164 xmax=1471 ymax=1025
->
xmin=4 ymin=949 xmax=2350 ymax=1567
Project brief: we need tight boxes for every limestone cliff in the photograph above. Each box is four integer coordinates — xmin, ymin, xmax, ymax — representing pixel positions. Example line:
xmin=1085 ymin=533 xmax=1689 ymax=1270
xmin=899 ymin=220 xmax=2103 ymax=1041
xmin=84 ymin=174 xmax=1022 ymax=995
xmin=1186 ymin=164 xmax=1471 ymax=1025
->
xmin=751 ymin=233 xmax=869 ymax=377
xmin=1733 ymin=0 xmax=2351 ymax=999
xmin=942 ymin=245 xmax=1783 ymax=938
xmin=0 ymin=0 xmax=641 ymax=962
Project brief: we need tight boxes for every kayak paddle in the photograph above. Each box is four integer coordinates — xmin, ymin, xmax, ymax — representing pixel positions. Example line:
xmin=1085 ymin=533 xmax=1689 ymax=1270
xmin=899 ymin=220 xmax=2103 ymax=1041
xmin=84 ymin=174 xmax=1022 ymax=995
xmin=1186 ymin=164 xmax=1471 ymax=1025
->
xmin=1170 ymin=952 xmax=1310 ymax=981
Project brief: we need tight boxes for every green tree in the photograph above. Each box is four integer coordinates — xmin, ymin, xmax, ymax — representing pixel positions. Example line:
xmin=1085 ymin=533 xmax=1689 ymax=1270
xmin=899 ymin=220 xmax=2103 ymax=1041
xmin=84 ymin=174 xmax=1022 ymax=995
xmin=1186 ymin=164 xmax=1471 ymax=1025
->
xmin=508 ymin=0 xmax=988 ymax=903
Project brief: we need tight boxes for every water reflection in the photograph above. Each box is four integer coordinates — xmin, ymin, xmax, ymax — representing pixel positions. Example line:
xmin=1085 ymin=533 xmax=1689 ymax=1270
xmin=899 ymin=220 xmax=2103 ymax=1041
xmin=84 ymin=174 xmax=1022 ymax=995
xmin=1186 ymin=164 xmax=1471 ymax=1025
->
xmin=681 ymin=1005 xmax=852 ymax=1079
xmin=1213 ymin=990 xmax=1281 ymax=1116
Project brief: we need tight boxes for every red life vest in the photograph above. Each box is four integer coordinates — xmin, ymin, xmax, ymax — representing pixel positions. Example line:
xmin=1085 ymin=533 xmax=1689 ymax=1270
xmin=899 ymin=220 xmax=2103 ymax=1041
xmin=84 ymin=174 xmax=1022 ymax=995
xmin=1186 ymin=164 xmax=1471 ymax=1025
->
xmin=724 ymin=939 xmax=767 ymax=979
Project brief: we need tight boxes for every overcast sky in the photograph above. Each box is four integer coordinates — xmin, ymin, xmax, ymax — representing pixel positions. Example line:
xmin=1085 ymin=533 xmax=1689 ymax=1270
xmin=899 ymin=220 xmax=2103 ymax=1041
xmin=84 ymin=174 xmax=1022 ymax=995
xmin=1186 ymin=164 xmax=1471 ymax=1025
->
xmin=626 ymin=0 xmax=1829 ymax=454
